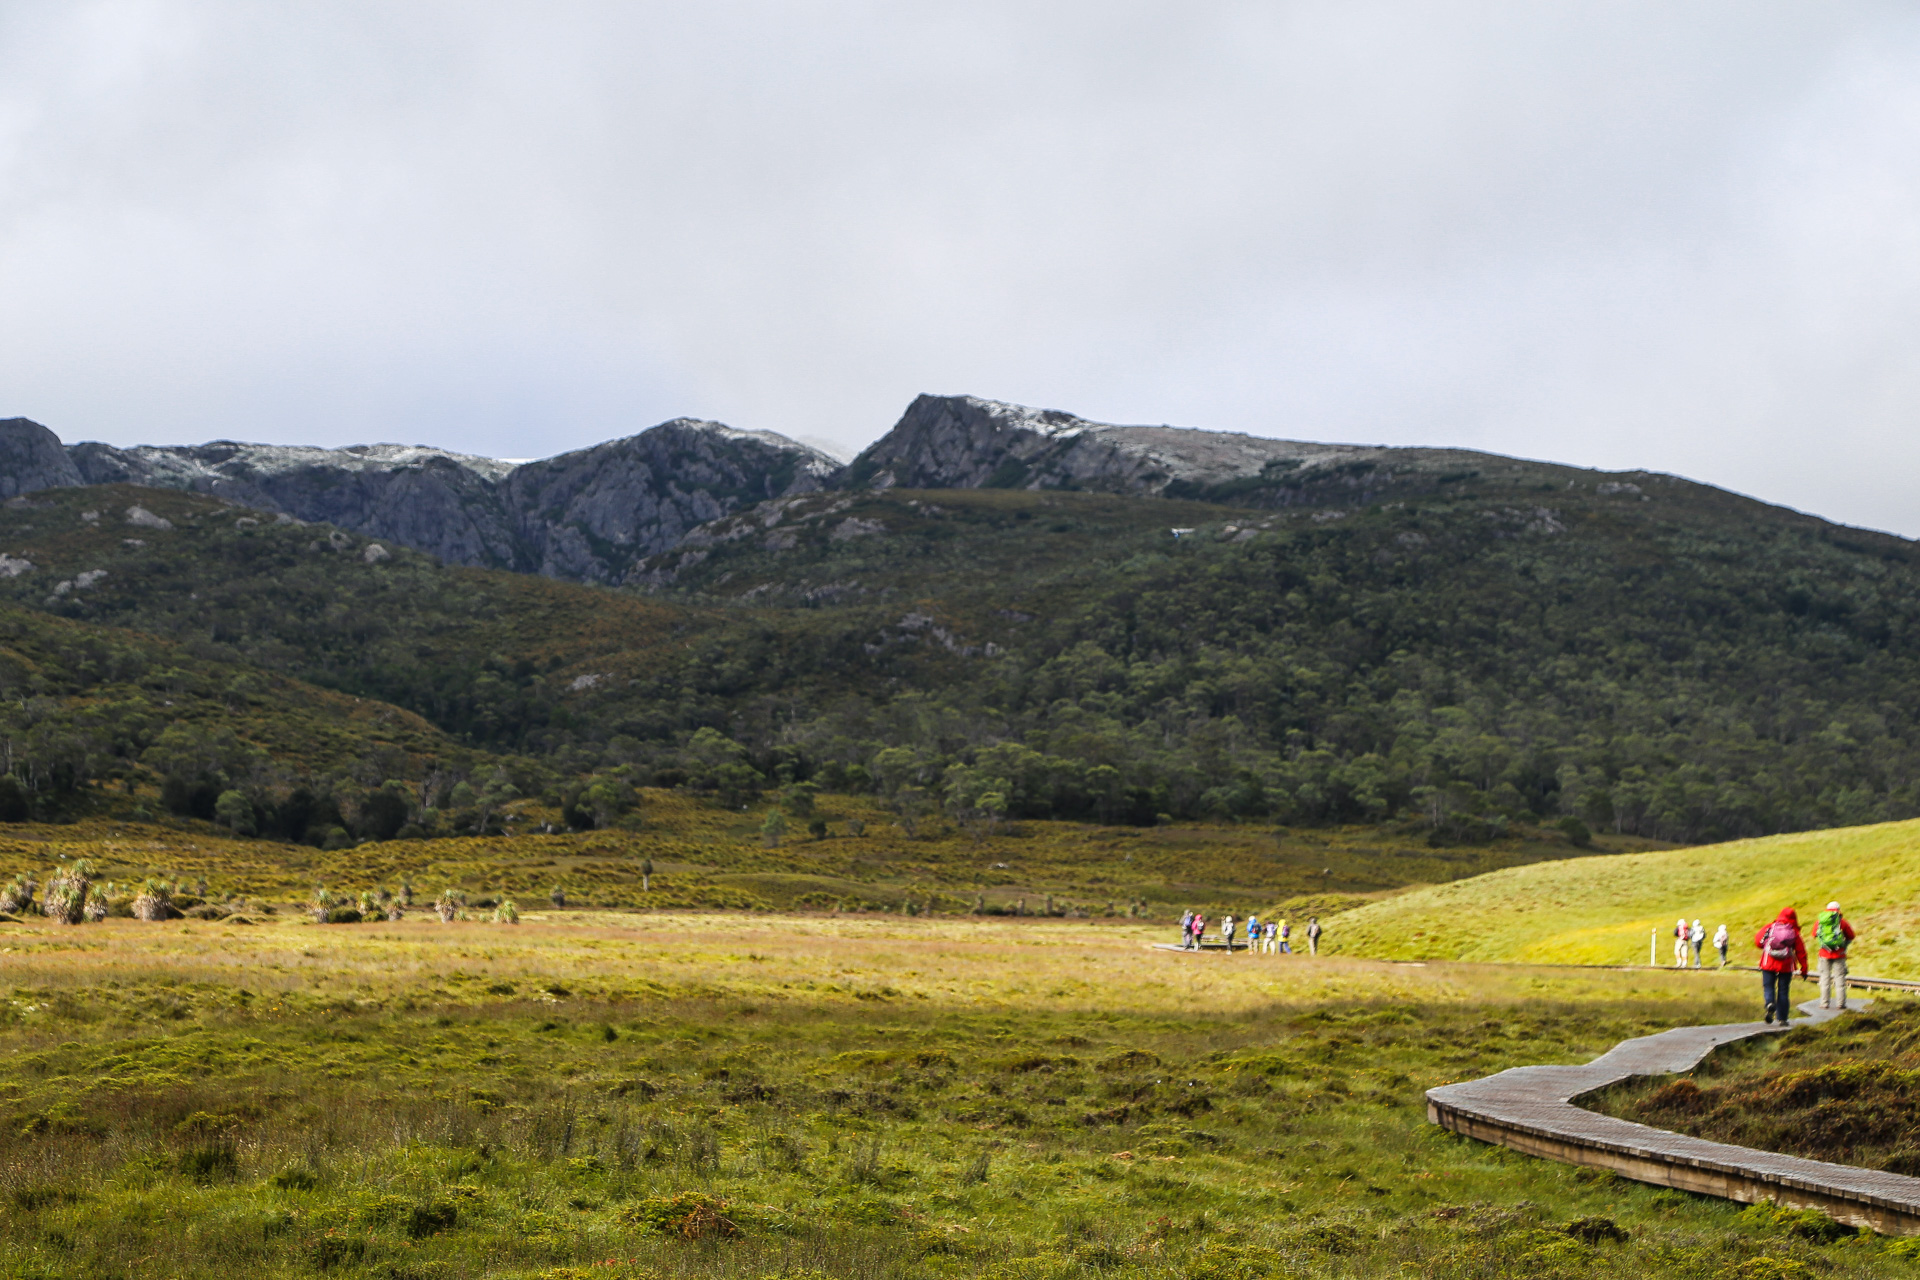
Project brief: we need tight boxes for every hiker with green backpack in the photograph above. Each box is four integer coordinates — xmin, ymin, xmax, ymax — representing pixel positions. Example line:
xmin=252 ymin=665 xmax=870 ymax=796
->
xmin=1816 ymin=901 xmax=1857 ymax=1011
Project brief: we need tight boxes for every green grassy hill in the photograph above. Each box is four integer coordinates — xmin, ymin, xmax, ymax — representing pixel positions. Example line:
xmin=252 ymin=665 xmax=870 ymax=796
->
xmin=1332 ymin=817 xmax=1920 ymax=975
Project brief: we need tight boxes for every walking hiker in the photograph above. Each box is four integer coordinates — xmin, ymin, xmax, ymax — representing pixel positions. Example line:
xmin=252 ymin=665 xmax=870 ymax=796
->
xmin=1306 ymin=916 xmax=1323 ymax=956
xmin=1180 ymin=908 xmax=1194 ymax=949
xmin=1188 ymin=912 xmax=1205 ymax=951
xmin=1690 ymin=919 xmax=1705 ymax=969
xmin=1221 ymin=913 xmax=1237 ymax=953
xmin=1754 ymin=907 xmax=1809 ymax=1025
xmin=1279 ymin=919 xmax=1292 ymax=954
xmin=1246 ymin=913 xmax=1261 ymax=954
xmin=1674 ymin=917 xmax=1690 ymax=968
xmin=1817 ymin=901 xmax=1856 ymax=1010
xmin=1263 ymin=920 xmax=1277 ymax=954
xmin=1713 ymin=923 xmax=1729 ymax=967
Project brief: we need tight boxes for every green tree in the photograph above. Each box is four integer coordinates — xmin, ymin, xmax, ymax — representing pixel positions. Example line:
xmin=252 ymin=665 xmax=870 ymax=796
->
xmin=213 ymin=789 xmax=256 ymax=836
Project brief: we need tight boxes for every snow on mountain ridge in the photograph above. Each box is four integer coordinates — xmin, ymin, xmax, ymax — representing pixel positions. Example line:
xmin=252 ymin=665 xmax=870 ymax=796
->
xmin=6 ymin=415 xmax=838 ymax=582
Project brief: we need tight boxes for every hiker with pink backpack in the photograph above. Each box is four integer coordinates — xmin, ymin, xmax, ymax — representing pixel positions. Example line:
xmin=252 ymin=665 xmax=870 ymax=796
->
xmin=1754 ymin=907 xmax=1810 ymax=1025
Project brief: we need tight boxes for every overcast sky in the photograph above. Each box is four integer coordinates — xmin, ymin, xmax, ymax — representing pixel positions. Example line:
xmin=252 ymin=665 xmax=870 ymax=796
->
xmin=3 ymin=3 xmax=1918 ymax=533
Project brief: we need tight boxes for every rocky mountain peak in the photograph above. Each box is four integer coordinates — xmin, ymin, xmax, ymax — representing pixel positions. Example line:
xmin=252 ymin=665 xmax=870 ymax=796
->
xmin=843 ymin=392 xmax=1583 ymax=508
xmin=9 ymin=415 xmax=835 ymax=582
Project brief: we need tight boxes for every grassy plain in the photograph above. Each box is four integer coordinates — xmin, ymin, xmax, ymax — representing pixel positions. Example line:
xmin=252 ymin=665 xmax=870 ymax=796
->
xmin=1 ymin=912 xmax=1917 ymax=1278
xmin=1333 ymin=818 xmax=1920 ymax=976
xmin=0 ymin=791 xmax=1633 ymax=920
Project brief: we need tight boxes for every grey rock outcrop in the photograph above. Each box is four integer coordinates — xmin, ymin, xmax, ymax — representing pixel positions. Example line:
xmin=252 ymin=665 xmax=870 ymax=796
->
xmin=841 ymin=393 xmax=1523 ymax=507
xmin=0 ymin=419 xmax=83 ymax=498
xmin=1 ymin=392 xmax=1602 ymax=583
xmin=21 ymin=419 xmax=836 ymax=580
xmin=71 ymin=440 xmax=521 ymax=567
xmin=501 ymin=420 xmax=836 ymax=583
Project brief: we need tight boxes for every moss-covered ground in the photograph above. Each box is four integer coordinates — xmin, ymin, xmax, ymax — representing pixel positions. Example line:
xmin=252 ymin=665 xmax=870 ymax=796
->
xmin=1 ymin=912 xmax=1917 ymax=1278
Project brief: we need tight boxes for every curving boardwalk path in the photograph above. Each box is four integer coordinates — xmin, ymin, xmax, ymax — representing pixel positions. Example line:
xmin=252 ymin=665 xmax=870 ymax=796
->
xmin=1427 ymin=998 xmax=1920 ymax=1234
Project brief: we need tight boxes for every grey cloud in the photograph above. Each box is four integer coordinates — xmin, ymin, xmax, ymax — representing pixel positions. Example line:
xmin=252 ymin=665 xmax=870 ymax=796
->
xmin=2 ymin=2 xmax=1917 ymax=532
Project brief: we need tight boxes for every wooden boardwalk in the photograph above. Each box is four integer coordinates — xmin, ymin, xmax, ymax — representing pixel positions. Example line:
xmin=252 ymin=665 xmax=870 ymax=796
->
xmin=1151 ymin=940 xmax=1274 ymax=953
xmin=1427 ymin=998 xmax=1920 ymax=1234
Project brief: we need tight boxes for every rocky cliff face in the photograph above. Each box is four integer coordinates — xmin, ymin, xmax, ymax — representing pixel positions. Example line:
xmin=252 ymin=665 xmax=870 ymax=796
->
xmin=842 ymin=393 xmax=1539 ymax=507
xmin=29 ymin=420 xmax=836 ymax=580
xmin=501 ymin=421 xmax=835 ymax=582
xmin=0 ymin=419 xmax=84 ymax=498
xmin=4 ymin=392 xmax=1599 ymax=582
xmin=69 ymin=440 xmax=523 ymax=566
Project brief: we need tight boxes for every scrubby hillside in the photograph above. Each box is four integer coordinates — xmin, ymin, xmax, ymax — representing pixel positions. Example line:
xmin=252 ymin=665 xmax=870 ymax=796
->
xmin=1331 ymin=817 xmax=1920 ymax=976
xmin=0 ymin=590 xmax=477 ymax=835
xmin=6 ymin=461 xmax=1920 ymax=853
xmin=632 ymin=474 xmax=1920 ymax=844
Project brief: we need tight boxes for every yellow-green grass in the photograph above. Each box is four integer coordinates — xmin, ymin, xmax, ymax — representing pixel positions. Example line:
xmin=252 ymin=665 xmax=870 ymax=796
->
xmin=13 ymin=909 xmax=1912 ymax=1279
xmin=0 ymin=791 xmax=1643 ymax=920
xmin=1334 ymin=817 xmax=1920 ymax=974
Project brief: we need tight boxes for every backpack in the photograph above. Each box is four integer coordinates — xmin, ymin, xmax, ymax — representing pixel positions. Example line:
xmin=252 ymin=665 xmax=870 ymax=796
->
xmin=1763 ymin=922 xmax=1795 ymax=960
xmin=1817 ymin=913 xmax=1848 ymax=953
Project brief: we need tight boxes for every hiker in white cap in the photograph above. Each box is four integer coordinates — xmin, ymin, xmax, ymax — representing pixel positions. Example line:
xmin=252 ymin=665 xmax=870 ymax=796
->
xmin=1673 ymin=917 xmax=1690 ymax=967
xmin=1816 ymin=901 xmax=1856 ymax=1010
xmin=1713 ymin=923 xmax=1729 ymax=967
xmin=1689 ymin=919 xmax=1705 ymax=968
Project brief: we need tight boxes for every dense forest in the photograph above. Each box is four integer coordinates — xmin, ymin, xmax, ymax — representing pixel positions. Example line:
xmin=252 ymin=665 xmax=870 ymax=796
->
xmin=0 ymin=469 xmax=1914 ymax=847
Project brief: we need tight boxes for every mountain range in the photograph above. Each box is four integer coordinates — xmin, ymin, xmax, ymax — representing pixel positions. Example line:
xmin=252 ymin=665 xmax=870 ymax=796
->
xmin=0 ymin=393 xmax=1660 ymax=583
xmin=0 ymin=390 xmax=1916 ymax=856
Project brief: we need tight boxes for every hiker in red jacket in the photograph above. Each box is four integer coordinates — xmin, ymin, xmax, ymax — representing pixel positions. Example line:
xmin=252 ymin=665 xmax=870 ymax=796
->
xmin=1754 ymin=907 xmax=1809 ymax=1025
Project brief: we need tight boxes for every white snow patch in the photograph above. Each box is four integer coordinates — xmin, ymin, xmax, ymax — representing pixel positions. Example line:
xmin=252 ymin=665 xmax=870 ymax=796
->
xmin=0 ymin=555 xmax=32 ymax=578
xmin=568 ymin=673 xmax=606 ymax=692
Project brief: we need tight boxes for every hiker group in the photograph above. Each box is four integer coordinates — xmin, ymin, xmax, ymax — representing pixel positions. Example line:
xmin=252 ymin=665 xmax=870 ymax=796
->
xmin=1751 ymin=902 xmax=1855 ymax=1024
xmin=1177 ymin=909 xmax=1322 ymax=956
xmin=1669 ymin=917 xmax=1723 ymax=968
xmin=1663 ymin=903 xmax=1855 ymax=1022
